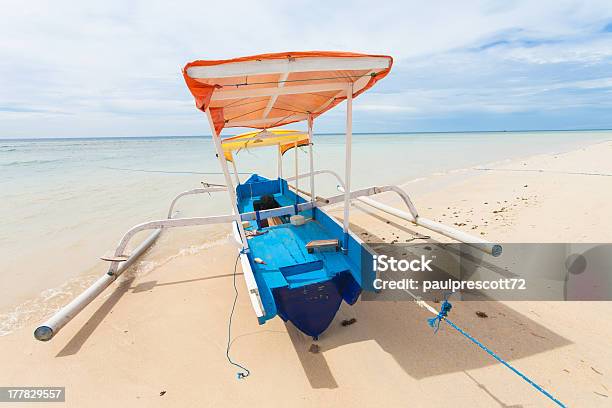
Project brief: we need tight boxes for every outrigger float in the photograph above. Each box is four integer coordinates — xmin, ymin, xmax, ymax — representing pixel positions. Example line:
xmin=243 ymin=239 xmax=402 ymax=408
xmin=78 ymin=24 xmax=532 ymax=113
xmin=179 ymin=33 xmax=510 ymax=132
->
xmin=34 ymin=51 xmax=501 ymax=342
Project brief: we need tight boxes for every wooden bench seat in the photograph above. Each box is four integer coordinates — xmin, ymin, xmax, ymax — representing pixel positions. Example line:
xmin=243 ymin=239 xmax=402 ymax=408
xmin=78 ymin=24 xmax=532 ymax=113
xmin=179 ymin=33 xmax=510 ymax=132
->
xmin=305 ymin=239 xmax=340 ymax=253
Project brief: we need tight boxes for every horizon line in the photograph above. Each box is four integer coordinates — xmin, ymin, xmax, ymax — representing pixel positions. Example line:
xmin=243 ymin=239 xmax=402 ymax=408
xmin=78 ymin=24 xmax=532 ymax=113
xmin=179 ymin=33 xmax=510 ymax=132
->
xmin=2 ymin=127 xmax=612 ymax=141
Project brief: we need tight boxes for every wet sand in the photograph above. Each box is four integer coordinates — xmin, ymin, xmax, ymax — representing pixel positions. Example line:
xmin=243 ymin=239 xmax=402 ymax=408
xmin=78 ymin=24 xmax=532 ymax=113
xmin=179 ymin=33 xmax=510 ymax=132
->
xmin=2 ymin=141 xmax=612 ymax=407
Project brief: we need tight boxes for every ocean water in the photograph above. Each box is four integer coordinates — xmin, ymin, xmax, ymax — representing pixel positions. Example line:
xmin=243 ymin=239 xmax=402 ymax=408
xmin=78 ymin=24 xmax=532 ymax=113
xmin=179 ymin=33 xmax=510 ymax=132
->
xmin=1 ymin=130 xmax=611 ymax=333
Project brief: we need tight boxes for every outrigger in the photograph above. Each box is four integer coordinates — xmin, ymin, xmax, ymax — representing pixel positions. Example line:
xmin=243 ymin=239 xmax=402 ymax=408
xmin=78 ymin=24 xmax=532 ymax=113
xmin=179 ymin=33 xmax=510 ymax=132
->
xmin=34 ymin=51 xmax=501 ymax=342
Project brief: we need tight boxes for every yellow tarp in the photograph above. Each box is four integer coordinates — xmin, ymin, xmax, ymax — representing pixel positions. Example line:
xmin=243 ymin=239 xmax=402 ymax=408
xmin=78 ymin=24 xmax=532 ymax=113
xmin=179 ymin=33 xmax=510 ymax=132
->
xmin=221 ymin=129 xmax=309 ymax=162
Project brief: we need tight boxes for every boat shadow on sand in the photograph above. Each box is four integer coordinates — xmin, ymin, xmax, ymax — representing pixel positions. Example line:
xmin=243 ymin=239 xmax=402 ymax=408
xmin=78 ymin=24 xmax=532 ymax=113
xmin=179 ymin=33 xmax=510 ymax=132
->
xmin=286 ymin=297 xmax=569 ymax=390
xmin=55 ymin=272 xmax=242 ymax=357
xmin=284 ymin=213 xmax=571 ymax=394
xmin=56 ymin=276 xmax=136 ymax=357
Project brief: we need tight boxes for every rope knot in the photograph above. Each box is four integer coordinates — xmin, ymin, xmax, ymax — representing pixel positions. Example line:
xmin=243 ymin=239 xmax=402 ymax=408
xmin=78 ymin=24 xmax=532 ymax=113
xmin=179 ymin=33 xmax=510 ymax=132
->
xmin=427 ymin=295 xmax=452 ymax=334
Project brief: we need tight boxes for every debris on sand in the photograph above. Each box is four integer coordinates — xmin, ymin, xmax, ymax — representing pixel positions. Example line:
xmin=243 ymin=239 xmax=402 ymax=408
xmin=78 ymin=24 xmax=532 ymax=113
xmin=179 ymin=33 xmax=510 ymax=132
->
xmin=475 ymin=311 xmax=488 ymax=318
xmin=308 ymin=344 xmax=320 ymax=354
xmin=159 ymin=391 xmax=166 ymax=396
xmin=341 ymin=318 xmax=357 ymax=327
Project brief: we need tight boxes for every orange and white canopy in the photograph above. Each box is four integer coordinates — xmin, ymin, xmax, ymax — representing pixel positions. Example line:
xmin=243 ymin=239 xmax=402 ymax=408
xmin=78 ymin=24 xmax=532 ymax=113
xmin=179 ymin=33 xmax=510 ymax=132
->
xmin=183 ymin=51 xmax=393 ymax=134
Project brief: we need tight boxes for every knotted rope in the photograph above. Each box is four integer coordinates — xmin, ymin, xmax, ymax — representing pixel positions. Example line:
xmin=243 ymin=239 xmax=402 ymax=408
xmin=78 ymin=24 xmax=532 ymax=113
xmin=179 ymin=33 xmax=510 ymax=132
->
xmin=428 ymin=294 xmax=566 ymax=407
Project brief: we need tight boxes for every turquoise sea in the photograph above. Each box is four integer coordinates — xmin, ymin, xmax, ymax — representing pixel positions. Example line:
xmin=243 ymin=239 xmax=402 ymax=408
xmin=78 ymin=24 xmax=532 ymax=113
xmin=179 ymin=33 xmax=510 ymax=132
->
xmin=1 ymin=130 xmax=611 ymax=333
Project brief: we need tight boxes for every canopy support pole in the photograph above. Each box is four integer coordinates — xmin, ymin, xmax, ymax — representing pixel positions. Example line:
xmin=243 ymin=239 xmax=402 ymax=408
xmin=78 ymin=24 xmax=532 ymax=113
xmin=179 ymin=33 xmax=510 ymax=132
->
xmin=294 ymin=140 xmax=298 ymax=205
xmin=205 ymin=109 xmax=249 ymax=252
xmin=308 ymin=114 xmax=315 ymax=218
xmin=342 ymin=85 xmax=353 ymax=251
xmin=278 ymin=145 xmax=283 ymax=178
xmin=277 ymin=144 xmax=283 ymax=193
xmin=230 ymin=152 xmax=240 ymax=185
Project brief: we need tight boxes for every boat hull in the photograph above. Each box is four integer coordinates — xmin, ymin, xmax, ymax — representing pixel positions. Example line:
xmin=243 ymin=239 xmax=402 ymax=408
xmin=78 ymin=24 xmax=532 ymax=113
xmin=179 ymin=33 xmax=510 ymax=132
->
xmin=272 ymin=272 xmax=361 ymax=338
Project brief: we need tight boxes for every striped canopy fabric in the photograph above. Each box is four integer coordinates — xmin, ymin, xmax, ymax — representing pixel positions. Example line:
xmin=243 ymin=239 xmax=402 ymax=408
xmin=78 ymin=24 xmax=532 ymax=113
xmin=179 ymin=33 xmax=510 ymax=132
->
xmin=183 ymin=51 xmax=393 ymax=134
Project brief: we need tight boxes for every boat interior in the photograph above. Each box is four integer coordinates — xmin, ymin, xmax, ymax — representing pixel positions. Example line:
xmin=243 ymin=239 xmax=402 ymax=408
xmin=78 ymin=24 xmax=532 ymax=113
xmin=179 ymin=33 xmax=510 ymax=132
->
xmin=236 ymin=173 xmax=364 ymax=337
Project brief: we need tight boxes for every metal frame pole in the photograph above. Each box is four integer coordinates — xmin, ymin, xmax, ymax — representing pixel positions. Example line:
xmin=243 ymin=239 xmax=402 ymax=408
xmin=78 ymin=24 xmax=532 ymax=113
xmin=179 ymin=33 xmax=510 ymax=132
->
xmin=205 ymin=109 xmax=249 ymax=251
xmin=278 ymin=144 xmax=283 ymax=179
xmin=277 ymin=143 xmax=283 ymax=193
xmin=308 ymin=115 xmax=315 ymax=207
xmin=342 ymin=84 xmax=353 ymax=250
xmin=294 ymin=140 xmax=298 ymax=204
xmin=230 ymin=152 xmax=240 ymax=185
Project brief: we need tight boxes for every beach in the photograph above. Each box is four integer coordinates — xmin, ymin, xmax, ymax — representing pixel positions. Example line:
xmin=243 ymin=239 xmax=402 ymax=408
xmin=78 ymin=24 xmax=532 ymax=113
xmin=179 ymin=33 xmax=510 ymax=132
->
xmin=1 ymin=135 xmax=612 ymax=407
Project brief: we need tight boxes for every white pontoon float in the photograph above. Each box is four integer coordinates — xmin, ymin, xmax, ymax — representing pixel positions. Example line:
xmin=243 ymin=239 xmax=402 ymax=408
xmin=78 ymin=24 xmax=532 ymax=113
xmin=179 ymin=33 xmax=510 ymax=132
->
xmin=35 ymin=51 xmax=501 ymax=342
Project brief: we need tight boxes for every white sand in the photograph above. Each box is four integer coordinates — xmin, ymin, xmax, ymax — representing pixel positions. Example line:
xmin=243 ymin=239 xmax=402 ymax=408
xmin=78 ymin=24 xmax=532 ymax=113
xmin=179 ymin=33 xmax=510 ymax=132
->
xmin=2 ymin=141 xmax=612 ymax=407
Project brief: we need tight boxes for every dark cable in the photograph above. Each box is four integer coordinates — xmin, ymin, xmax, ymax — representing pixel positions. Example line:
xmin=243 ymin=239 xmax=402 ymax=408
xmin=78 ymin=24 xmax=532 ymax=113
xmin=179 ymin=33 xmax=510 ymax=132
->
xmin=101 ymin=166 xmax=250 ymax=175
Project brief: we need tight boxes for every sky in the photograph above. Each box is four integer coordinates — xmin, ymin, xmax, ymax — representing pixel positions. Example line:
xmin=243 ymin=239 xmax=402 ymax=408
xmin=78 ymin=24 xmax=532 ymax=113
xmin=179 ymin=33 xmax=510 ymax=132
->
xmin=1 ymin=1 xmax=612 ymax=138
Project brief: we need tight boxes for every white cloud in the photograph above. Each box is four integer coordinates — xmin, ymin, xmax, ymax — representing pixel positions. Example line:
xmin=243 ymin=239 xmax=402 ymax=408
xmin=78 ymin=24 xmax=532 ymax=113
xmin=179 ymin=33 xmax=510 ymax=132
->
xmin=1 ymin=0 xmax=612 ymax=136
xmin=485 ymin=37 xmax=612 ymax=64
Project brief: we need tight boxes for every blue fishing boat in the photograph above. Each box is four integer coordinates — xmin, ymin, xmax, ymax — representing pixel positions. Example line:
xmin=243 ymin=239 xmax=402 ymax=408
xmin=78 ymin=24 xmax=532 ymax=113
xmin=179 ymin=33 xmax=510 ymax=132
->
xmin=35 ymin=52 xmax=500 ymax=343
xmin=34 ymin=51 xmax=574 ymax=407
xmin=234 ymin=171 xmax=368 ymax=339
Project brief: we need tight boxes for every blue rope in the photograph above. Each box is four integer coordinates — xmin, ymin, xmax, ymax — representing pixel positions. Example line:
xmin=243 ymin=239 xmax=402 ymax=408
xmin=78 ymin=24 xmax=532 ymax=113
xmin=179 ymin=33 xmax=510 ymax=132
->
xmin=226 ymin=254 xmax=250 ymax=380
xmin=427 ymin=295 xmax=452 ymax=333
xmin=429 ymin=298 xmax=566 ymax=407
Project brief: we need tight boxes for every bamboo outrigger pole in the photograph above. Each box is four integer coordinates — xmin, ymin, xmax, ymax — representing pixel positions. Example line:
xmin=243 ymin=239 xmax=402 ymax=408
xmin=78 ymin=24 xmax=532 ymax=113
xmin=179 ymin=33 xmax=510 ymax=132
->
xmin=342 ymin=188 xmax=502 ymax=257
xmin=34 ymin=229 xmax=161 ymax=341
